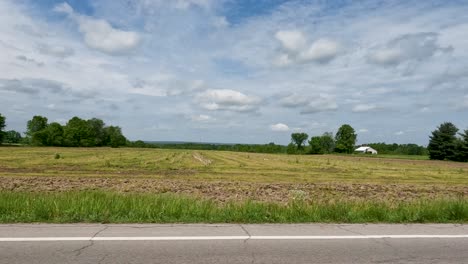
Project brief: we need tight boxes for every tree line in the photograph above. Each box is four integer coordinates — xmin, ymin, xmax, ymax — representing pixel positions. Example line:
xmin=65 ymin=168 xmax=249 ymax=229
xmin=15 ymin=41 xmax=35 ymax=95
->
xmin=2 ymin=113 xmax=465 ymax=162
xmin=287 ymin=124 xmax=430 ymax=156
xmin=0 ymin=114 xmax=127 ymax=147
xmin=287 ymin=124 xmax=358 ymax=154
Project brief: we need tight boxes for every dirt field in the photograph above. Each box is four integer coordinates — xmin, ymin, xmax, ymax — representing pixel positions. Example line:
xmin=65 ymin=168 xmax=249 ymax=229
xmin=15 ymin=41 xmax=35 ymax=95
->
xmin=1 ymin=147 xmax=467 ymax=203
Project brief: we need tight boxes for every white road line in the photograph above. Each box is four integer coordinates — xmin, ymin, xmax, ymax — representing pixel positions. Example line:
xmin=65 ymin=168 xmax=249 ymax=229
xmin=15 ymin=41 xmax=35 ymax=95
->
xmin=1 ymin=235 xmax=468 ymax=242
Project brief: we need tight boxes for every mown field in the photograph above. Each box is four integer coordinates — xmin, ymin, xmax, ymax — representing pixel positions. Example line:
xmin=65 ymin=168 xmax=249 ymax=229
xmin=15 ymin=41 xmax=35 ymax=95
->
xmin=0 ymin=147 xmax=467 ymax=223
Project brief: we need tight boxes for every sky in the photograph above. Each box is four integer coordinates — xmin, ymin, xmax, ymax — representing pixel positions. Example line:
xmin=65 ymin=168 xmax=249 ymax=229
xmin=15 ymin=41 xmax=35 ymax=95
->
xmin=1 ymin=0 xmax=468 ymax=145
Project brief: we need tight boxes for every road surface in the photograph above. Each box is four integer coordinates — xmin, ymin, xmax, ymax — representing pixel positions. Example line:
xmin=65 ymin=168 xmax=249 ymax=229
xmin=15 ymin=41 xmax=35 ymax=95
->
xmin=0 ymin=224 xmax=467 ymax=263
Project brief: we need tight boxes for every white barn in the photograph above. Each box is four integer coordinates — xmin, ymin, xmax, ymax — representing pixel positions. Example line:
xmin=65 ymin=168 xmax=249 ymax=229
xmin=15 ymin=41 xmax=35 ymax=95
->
xmin=355 ymin=146 xmax=378 ymax=155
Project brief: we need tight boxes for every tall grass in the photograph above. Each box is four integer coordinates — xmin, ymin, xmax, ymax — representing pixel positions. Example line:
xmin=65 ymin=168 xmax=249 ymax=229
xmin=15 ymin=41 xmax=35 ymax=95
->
xmin=0 ymin=191 xmax=466 ymax=223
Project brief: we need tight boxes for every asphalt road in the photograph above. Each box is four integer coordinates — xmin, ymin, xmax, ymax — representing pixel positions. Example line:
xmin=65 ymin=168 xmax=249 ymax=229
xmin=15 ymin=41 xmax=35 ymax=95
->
xmin=0 ymin=224 xmax=467 ymax=264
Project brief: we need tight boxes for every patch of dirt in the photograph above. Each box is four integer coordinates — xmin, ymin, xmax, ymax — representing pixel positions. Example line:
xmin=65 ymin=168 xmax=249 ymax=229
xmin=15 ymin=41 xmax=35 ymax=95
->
xmin=1 ymin=176 xmax=466 ymax=204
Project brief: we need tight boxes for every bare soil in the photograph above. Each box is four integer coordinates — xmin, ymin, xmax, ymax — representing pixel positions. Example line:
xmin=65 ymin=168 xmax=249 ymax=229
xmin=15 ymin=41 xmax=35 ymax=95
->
xmin=1 ymin=176 xmax=466 ymax=203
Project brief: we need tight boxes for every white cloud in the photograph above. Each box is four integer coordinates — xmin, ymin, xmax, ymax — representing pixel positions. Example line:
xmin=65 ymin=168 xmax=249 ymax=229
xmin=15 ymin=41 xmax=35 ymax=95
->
xmin=358 ymin=128 xmax=369 ymax=133
xmin=299 ymin=38 xmax=340 ymax=63
xmin=279 ymin=93 xmax=338 ymax=114
xmin=352 ymin=104 xmax=378 ymax=113
xmin=275 ymin=30 xmax=340 ymax=66
xmin=368 ymin=32 xmax=452 ymax=66
xmin=275 ymin=30 xmax=307 ymax=53
xmin=191 ymin=114 xmax=214 ymax=122
xmin=54 ymin=2 xmax=141 ymax=54
xmin=270 ymin=123 xmax=290 ymax=132
xmin=395 ymin=131 xmax=405 ymax=136
xmin=196 ymin=89 xmax=261 ymax=112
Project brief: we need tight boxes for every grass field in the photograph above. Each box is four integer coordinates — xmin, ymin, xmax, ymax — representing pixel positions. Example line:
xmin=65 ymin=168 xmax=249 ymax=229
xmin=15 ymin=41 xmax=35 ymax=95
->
xmin=0 ymin=147 xmax=467 ymax=223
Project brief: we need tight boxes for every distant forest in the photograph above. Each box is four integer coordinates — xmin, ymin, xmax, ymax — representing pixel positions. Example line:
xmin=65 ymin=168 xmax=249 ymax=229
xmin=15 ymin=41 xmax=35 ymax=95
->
xmin=1 ymin=113 xmax=467 ymax=161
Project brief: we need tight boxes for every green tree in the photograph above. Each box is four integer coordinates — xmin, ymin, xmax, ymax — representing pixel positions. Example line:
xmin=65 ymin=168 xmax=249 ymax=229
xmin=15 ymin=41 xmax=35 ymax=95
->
xmin=87 ymin=118 xmax=106 ymax=146
xmin=308 ymin=136 xmax=324 ymax=154
xmin=44 ymin=123 xmax=64 ymax=146
xmin=104 ymin=126 xmax=127 ymax=148
xmin=286 ymin=143 xmax=297 ymax=154
xmin=63 ymin=117 xmax=92 ymax=147
xmin=26 ymin=116 xmax=48 ymax=138
xmin=0 ymin=113 xmax=5 ymax=144
xmin=452 ymin=130 xmax=468 ymax=162
xmin=320 ymin=132 xmax=335 ymax=154
xmin=291 ymin=133 xmax=309 ymax=150
xmin=4 ymin=130 xmax=22 ymax=144
xmin=427 ymin=122 xmax=458 ymax=160
xmin=335 ymin=124 xmax=357 ymax=153
xmin=31 ymin=130 xmax=49 ymax=146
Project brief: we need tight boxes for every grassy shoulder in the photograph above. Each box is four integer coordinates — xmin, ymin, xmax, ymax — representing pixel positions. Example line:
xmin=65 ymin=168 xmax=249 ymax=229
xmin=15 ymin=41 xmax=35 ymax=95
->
xmin=0 ymin=191 xmax=466 ymax=223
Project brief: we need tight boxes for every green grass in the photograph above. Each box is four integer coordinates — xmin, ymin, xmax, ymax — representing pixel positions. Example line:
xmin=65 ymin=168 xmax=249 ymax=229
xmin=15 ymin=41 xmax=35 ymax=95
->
xmin=0 ymin=191 xmax=466 ymax=223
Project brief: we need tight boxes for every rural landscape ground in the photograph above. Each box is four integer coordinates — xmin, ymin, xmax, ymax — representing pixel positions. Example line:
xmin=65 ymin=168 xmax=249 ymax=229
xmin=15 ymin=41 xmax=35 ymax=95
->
xmin=0 ymin=147 xmax=467 ymax=223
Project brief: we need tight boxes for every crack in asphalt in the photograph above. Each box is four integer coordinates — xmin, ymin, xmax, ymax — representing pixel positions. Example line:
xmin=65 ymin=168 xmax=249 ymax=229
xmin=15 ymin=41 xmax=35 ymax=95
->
xmin=239 ymin=224 xmax=251 ymax=243
xmin=73 ymin=225 xmax=108 ymax=257
xmin=238 ymin=225 xmax=256 ymax=264
xmin=336 ymin=224 xmax=366 ymax=236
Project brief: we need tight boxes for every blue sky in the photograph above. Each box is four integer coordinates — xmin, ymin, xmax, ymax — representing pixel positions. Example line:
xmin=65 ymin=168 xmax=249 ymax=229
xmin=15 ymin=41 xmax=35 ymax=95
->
xmin=1 ymin=0 xmax=468 ymax=145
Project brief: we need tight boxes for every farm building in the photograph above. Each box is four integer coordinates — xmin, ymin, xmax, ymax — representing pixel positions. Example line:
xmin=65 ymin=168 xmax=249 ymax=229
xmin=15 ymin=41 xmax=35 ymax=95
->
xmin=355 ymin=146 xmax=378 ymax=154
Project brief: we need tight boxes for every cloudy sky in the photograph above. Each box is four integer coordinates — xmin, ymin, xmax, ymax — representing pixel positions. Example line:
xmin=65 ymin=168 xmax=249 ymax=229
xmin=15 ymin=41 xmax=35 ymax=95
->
xmin=1 ymin=0 xmax=467 ymax=145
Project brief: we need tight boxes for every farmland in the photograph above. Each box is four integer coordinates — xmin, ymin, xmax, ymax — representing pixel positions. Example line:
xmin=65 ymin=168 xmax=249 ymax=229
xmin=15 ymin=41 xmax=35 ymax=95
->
xmin=0 ymin=147 xmax=467 ymax=223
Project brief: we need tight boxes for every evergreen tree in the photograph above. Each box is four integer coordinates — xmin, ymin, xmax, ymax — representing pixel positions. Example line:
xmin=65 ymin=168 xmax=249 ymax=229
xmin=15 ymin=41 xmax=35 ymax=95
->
xmin=428 ymin=122 xmax=458 ymax=160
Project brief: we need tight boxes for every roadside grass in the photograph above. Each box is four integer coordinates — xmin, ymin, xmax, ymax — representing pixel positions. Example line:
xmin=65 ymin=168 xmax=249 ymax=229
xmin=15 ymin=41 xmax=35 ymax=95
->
xmin=0 ymin=191 xmax=466 ymax=223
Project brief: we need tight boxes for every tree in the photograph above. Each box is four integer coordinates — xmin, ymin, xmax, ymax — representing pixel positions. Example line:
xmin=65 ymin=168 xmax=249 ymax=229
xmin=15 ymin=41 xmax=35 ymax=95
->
xmin=335 ymin=124 xmax=357 ymax=153
xmin=26 ymin=116 xmax=48 ymax=138
xmin=286 ymin=143 xmax=297 ymax=154
xmin=87 ymin=118 xmax=106 ymax=146
xmin=320 ymin=132 xmax=335 ymax=154
xmin=452 ymin=129 xmax=468 ymax=162
xmin=427 ymin=122 xmax=458 ymax=160
xmin=291 ymin=133 xmax=309 ymax=150
xmin=308 ymin=136 xmax=324 ymax=154
xmin=63 ymin=117 xmax=92 ymax=147
xmin=4 ymin=130 xmax=22 ymax=144
xmin=104 ymin=126 xmax=127 ymax=148
xmin=44 ymin=123 xmax=64 ymax=146
xmin=0 ymin=113 xmax=5 ymax=144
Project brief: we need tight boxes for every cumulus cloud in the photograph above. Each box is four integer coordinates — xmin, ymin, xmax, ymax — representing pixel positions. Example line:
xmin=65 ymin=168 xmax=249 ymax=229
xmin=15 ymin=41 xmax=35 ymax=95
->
xmin=352 ymin=104 xmax=378 ymax=113
xmin=270 ymin=123 xmax=290 ymax=132
xmin=54 ymin=2 xmax=140 ymax=54
xmin=368 ymin=32 xmax=453 ymax=66
xmin=196 ymin=89 xmax=261 ymax=112
xmin=279 ymin=93 xmax=338 ymax=114
xmin=275 ymin=30 xmax=307 ymax=53
xmin=275 ymin=30 xmax=340 ymax=66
